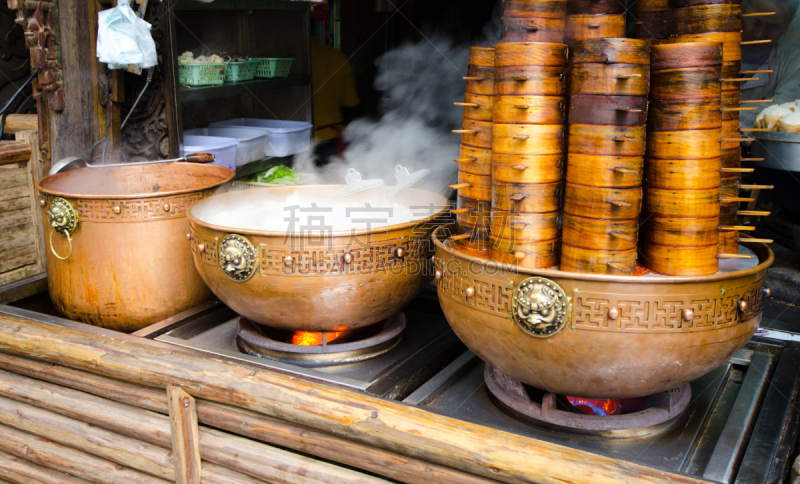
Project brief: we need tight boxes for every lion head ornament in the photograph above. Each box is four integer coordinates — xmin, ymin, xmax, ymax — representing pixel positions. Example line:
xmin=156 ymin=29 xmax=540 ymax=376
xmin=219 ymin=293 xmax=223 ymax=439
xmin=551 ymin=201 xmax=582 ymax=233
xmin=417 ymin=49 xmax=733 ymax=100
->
xmin=512 ymin=277 xmax=571 ymax=338
xmin=218 ymin=234 xmax=257 ymax=282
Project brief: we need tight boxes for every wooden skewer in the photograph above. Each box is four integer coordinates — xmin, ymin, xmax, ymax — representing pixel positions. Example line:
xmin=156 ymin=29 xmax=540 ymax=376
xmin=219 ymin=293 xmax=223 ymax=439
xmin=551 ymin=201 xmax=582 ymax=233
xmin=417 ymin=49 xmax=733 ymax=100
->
xmin=510 ymin=223 xmax=528 ymax=230
xmin=610 ymin=232 xmax=635 ymax=241
xmin=616 ymin=108 xmax=642 ymax=112
xmin=720 ymin=167 xmax=755 ymax=173
xmin=740 ymin=70 xmax=774 ymax=74
xmin=607 ymin=262 xmax=630 ymax=272
xmin=509 ymin=194 xmax=527 ymax=201
xmin=613 ymin=137 xmax=638 ymax=142
xmin=449 ymin=234 xmax=471 ymax=241
xmin=720 ymin=137 xmax=755 ymax=142
xmin=514 ymin=104 xmax=530 ymax=109
xmin=450 ymin=208 xmax=472 ymax=214
xmin=512 ymin=76 xmax=529 ymax=81
xmin=742 ymin=157 xmax=765 ymax=161
xmin=454 ymin=102 xmax=479 ymax=107
xmin=452 ymin=129 xmax=477 ymax=134
xmin=512 ymin=164 xmax=529 ymax=170
xmin=454 ymin=156 xmax=477 ymax=163
xmin=738 ymin=210 xmax=771 ymax=216
xmin=740 ymin=184 xmax=774 ymax=190
xmin=742 ymin=11 xmax=776 ymax=16
xmin=722 ymin=78 xmax=758 ymax=82
xmin=526 ymin=26 xmax=540 ymax=32
xmin=721 ymin=107 xmax=757 ymax=111
xmin=741 ymin=99 xmax=774 ymax=104
xmin=742 ymin=128 xmax=773 ymax=132
xmin=721 ymin=197 xmax=756 ymax=202
xmin=513 ymin=134 xmax=530 ymax=140
xmin=514 ymin=251 xmax=527 ymax=260
xmin=588 ymin=23 xmax=601 ymax=29
xmin=740 ymin=237 xmax=773 ymax=243
xmin=462 ymin=76 xmax=483 ymax=81
xmin=617 ymin=74 xmax=642 ymax=79
xmin=448 ymin=183 xmax=472 ymax=190
xmin=613 ymin=167 xmax=638 ymax=174
xmin=719 ymin=225 xmax=757 ymax=231
xmin=741 ymin=39 xmax=772 ymax=45
xmin=719 ymin=253 xmax=754 ymax=259
xmin=610 ymin=201 xmax=632 ymax=208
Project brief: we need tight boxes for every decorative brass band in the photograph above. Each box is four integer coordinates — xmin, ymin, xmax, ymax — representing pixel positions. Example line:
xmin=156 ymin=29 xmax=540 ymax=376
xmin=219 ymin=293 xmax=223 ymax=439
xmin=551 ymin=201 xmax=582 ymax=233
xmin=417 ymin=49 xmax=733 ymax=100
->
xmin=39 ymin=190 xmax=213 ymax=223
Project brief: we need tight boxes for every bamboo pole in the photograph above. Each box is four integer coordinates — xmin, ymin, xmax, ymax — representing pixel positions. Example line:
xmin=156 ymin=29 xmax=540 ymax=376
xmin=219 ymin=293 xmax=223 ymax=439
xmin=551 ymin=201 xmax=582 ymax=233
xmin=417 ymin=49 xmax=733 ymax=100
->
xmin=0 ymin=449 xmax=91 ymax=484
xmin=168 ymin=387 xmax=202 ymax=484
xmin=0 ymin=316 xmax=711 ymax=484
xmin=0 ymin=353 xmax=495 ymax=484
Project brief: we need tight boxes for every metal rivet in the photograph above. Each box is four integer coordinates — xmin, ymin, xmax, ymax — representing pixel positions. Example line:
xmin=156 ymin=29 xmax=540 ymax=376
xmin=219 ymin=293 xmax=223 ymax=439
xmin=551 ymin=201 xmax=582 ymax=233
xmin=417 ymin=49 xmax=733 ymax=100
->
xmin=186 ymin=234 xmax=192 ymax=240
xmin=396 ymin=248 xmax=405 ymax=258
xmin=113 ymin=206 xmax=121 ymax=214
xmin=682 ymin=309 xmax=694 ymax=321
xmin=764 ymin=287 xmax=771 ymax=297
xmin=163 ymin=204 xmax=170 ymax=212
xmin=608 ymin=307 xmax=620 ymax=320
xmin=435 ymin=270 xmax=443 ymax=280
xmin=39 ymin=199 xmax=46 ymax=207
xmin=343 ymin=253 xmax=353 ymax=264
xmin=738 ymin=300 xmax=748 ymax=312
xmin=283 ymin=256 xmax=293 ymax=267
xmin=466 ymin=287 xmax=474 ymax=297
xmin=198 ymin=244 xmax=205 ymax=253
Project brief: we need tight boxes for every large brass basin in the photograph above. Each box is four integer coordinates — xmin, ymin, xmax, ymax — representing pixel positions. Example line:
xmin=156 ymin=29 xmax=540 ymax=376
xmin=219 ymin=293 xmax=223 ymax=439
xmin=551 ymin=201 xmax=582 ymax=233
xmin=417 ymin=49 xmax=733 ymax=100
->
xmin=37 ymin=162 xmax=234 ymax=332
xmin=433 ymin=224 xmax=773 ymax=399
xmin=188 ymin=186 xmax=449 ymax=332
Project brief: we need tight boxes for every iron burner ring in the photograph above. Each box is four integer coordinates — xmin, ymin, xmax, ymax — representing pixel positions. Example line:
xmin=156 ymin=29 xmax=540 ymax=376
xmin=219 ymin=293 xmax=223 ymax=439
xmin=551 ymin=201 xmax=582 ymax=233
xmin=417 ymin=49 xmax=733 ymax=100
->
xmin=485 ymin=365 xmax=691 ymax=439
xmin=237 ymin=313 xmax=406 ymax=367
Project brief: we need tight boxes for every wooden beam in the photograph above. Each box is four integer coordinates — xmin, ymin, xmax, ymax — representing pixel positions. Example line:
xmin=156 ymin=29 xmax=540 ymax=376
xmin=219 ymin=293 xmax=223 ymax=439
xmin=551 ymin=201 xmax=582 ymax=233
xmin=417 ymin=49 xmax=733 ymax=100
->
xmin=0 ymin=142 xmax=30 ymax=166
xmin=168 ymin=387 xmax=202 ymax=484
xmin=3 ymin=115 xmax=37 ymax=135
xmin=0 ymin=449 xmax=91 ymax=484
xmin=0 ymin=316 xmax=711 ymax=484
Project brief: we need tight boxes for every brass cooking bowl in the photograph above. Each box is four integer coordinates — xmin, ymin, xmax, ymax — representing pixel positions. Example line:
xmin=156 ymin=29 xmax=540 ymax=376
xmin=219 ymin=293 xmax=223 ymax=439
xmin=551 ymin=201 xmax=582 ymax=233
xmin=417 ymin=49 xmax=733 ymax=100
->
xmin=433 ymin=224 xmax=773 ymax=399
xmin=189 ymin=185 xmax=450 ymax=332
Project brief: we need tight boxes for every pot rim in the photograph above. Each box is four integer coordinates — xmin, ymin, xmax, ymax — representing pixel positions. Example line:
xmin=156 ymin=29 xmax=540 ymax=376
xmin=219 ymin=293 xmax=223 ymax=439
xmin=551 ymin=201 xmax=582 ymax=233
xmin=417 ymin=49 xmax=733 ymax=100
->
xmin=35 ymin=163 xmax=235 ymax=200
xmin=188 ymin=185 xmax=452 ymax=237
xmin=433 ymin=223 xmax=774 ymax=284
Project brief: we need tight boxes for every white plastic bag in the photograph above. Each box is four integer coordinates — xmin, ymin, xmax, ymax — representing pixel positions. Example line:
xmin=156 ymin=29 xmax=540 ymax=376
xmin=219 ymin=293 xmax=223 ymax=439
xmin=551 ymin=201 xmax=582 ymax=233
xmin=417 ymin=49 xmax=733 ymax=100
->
xmin=96 ymin=0 xmax=158 ymax=70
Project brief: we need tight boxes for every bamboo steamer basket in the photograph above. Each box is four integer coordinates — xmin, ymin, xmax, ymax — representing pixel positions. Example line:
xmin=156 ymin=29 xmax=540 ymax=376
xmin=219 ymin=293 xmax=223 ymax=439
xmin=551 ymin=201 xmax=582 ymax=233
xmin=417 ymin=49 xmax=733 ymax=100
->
xmin=639 ymin=0 xmax=669 ymax=12
xmin=457 ymin=145 xmax=492 ymax=176
xmin=719 ymin=229 xmax=739 ymax=254
xmin=640 ymin=243 xmax=719 ymax=275
xmin=456 ymin=196 xmax=491 ymax=240
xmin=492 ymin=153 xmax=564 ymax=183
xmin=490 ymin=210 xmax=561 ymax=241
xmin=721 ymin=62 xmax=742 ymax=92
xmin=719 ymin=202 xmax=738 ymax=223
xmin=495 ymin=42 xmax=570 ymax=67
xmin=648 ymin=99 xmax=721 ymax=130
xmin=465 ymin=66 xmax=495 ymax=95
xmin=493 ymin=95 xmax=566 ymax=124
xmin=635 ymin=11 xmax=670 ymax=40
xmin=469 ymin=47 xmax=495 ymax=67
xmin=504 ymin=0 xmax=568 ymax=18
xmin=640 ymin=215 xmax=719 ymax=246
xmin=568 ymin=124 xmax=646 ymax=156
xmin=502 ymin=17 xmax=567 ymax=43
xmin=721 ymin=91 xmax=741 ymax=122
xmin=562 ymin=214 xmax=638 ymax=250
xmin=572 ymin=38 xmax=651 ymax=64
xmin=645 ymin=129 xmax=721 ymax=159
xmin=649 ymin=67 xmax=722 ymax=101
xmin=644 ymin=157 xmax=721 ymax=189
xmin=670 ymin=33 xmax=741 ymax=62
xmin=566 ymin=14 xmax=626 ymax=43
xmin=650 ymin=42 xmax=723 ymax=69
xmin=721 ymin=148 xmax=741 ymax=174
xmin=564 ymin=183 xmax=643 ymax=219
xmin=567 ymin=0 xmax=626 ymax=14
xmin=568 ymin=94 xmax=649 ymax=126
xmin=643 ymin=186 xmax=721 ymax=218
xmin=489 ymin=237 xmax=561 ymax=269
xmin=495 ymin=66 xmax=566 ymax=96
xmin=570 ymin=64 xmax=651 ymax=96
xmin=668 ymin=4 xmax=742 ymax=36
xmin=561 ymin=244 xmax=637 ymax=274
xmin=671 ymin=0 xmax=741 ymax=7
xmin=720 ymin=119 xmax=742 ymax=150
xmin=720 ymin=176 xmax=739 ymax=198
xmin=493 ymin=124 xmax=565 ymax=155
xmin=458 ymin=119 xmax=493 ymax=149
xmin=460 ymin=93 xmax=494 ymax=122
xmin=456 ymin=170 xmax=492 ymax=201
xmin=493 ymin=181 xmax=564 ymax=213
xmin=566 ymin=153 xmax=643 ymax=188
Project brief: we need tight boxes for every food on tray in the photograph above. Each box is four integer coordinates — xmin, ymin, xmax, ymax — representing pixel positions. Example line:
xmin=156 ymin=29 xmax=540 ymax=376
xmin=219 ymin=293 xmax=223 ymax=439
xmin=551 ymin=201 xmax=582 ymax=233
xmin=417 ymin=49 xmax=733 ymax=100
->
xmin=775 ymin=111 xmax=800 ymax=133
xmin=779 ymin=101 xmax=798 ymax=112
xmin=251 ymin=165 xmax=299 ymax=185
xmin=178 ymin=51 xmax=226 ymax=64
xmin=754 ymin=104 xmax=793 ymax=129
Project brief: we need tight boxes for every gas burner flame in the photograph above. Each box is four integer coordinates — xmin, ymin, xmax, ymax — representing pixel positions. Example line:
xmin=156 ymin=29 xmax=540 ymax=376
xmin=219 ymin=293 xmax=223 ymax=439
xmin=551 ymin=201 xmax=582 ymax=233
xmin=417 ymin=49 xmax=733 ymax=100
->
xmin=566 ymin=396 xmax=621 ymax=416
xmin=291 ymin=331 xmax=342 ymax=346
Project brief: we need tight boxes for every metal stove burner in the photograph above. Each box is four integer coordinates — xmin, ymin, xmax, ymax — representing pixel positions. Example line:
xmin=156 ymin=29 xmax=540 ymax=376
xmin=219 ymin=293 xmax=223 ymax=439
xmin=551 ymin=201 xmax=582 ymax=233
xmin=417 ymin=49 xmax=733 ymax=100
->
xmin=236 ymin=313 xmax=406 ymax=368
xmin=485 ymin=365 xmax=691 ymax=439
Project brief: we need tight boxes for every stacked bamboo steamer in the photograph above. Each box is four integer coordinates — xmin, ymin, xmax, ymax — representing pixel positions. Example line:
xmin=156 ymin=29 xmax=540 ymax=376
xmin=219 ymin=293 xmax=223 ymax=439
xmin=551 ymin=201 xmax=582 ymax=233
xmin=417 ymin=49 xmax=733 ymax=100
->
xmin=502 ymin=0 xmax=567 ymax=42
xmin=635 ymin=0 xmax=670 ymax=44
xmin=640 ymin=43 xmax=722 ymax=276
xmin=490 ymin=42 xmax=569 ymax=269
xmin=566 ymin=0 xmax=626 ymax=46
xmin=452 ymin=47 xmax=495 ymax=245
xmin=561 ymin=39 xmax=649 ymax=274
xmin=668 ymin=0 xmax=747 ymax=254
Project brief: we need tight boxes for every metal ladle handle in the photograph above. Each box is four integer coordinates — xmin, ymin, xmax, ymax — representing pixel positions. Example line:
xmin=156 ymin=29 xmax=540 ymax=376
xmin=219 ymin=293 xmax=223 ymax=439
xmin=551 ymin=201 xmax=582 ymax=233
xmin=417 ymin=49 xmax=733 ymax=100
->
xmin=182 ymin=153 xmax=215 ymax=163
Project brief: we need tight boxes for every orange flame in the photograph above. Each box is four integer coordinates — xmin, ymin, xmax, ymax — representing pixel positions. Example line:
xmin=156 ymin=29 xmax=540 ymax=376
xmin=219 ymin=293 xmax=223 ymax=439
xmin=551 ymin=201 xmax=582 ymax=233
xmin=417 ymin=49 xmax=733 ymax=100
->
xmin=566 ymin=396 xmax=621 ymax=416
xmin=291 ymin=331 xmax=342 ymax=346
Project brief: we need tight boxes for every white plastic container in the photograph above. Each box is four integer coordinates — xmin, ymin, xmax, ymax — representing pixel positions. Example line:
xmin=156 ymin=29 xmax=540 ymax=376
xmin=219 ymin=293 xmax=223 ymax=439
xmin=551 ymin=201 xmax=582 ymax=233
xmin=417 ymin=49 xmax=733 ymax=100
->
xmin=183 ymin=127 xmax=270 ymax=167
xmin=208 ymin=118 xmax=313 ymax=157
xmin=180 ymin=135 xmax=238 ymax=171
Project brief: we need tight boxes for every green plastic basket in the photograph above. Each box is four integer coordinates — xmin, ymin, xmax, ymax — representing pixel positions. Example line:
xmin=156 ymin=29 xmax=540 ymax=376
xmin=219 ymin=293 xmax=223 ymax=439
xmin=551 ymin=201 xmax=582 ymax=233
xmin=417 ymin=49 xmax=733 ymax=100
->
xmin=224 ymin=61 xmax=256 ymax=83
xmin=253 ymin=58 xmax=294 ymax=78
xmin=179 ymin=63 xmax=227 ymax=86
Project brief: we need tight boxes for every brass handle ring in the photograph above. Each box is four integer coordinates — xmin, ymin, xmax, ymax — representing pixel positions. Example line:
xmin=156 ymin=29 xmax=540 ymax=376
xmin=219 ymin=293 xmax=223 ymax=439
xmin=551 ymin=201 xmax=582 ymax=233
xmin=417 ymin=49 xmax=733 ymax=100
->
xmin=50 ymin=228 xmax=73 ymax=261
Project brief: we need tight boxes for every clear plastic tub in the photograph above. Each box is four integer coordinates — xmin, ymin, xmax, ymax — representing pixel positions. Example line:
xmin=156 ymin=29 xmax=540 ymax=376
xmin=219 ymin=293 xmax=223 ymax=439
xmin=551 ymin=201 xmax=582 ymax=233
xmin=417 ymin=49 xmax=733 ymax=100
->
xmin=183 ymin=127 xmax=270 ymax=167
xmin=208 ymin=118 xmax=312 ymax=157
xmin=180 ymin=135 xmax=238 ymax=171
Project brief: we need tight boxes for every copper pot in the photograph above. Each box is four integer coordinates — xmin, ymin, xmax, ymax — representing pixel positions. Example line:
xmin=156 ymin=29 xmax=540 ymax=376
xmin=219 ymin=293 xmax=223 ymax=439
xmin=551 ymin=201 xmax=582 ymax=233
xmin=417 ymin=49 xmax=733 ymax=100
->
xmin=189 ymin=186 xmax=449 ymax=332
xmin=37 ymin=162 xmax=234 ymax=332
xmin=434 ymin=223 xmax=772 ymax=398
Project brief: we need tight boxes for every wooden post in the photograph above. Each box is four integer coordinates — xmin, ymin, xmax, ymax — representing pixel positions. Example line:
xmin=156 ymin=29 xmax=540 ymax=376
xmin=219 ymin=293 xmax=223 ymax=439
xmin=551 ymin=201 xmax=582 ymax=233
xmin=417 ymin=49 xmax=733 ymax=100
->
xmin=167 ymin=387 xmax=202 ymax=484
xmin=14 ymin=131 xmax=45 ymax=273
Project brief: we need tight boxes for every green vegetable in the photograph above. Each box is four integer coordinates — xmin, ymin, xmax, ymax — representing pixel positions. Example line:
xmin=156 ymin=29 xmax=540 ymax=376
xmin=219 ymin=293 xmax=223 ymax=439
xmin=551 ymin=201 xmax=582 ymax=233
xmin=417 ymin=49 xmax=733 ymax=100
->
xmin=251 ymin=165 xmax=299 ymax=185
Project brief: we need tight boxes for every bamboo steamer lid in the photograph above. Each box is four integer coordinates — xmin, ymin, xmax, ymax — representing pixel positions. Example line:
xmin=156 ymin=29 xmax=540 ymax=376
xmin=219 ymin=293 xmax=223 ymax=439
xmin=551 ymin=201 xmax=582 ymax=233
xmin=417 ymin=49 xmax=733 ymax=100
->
xmin=648 ymin=99 xmax=721 ymax=131
xmin=494 ymin=66 xmax=566 ymax=96
xmin=492 ymin=153 xmax=564 ymax=184
xmin=670 ymin=0 xmax=740 ymax=7
xmin=494 ymin=42 xmax=570 ymax=67
xmin=490 ymin=237 xmax=561 ymax=270
xmin=567 ymin=0 xmax=626 ymax=14
xmin=459 ymin=93 xmax=494 ymax=123
xmin=668 ymin=4 xmax=742 ymax=36
xmin=562 ymin=214 xmax=638 ymax=250
xmin=490 ymin=209 xmax=561 ymax=241
xmin=564 ymin=183 xmax=643 ymax=219
xmin=568 ymin=95 xmax=649 ymax=126
xmin=570 ymin=63 xmax=651 ymax=96
xmin=566 ymin=153 xmax=643 ymax=188
xmin=639 ymin=0 xmax=669 ymax=12
xmin=635 ymin=11 xmax=670 ymax=39
xmin=650 ymin=42 xmax=723 ymax=69
xmin=493 ymin=95 xmax=566 ymax=125
xmin=643 ymin=186 xmax=721 ymax=218
xmin=492 ymin=181 xmax=564 ymax=213
xmin=639 ymin=215 xmax=719 ymax=246
xmin=720 ymin=176 xmax=739 ymax=198
xmin=568 ymin=124 xmax=646 ymax=156
xmin=504 ymin=0 xmax=568 ymax=19
xmin=670 ymin=33 xmax=741 ymax=62
xmin=458 ymin=119 xmax=493 ymax=150
xmin=469 ymin=47 xmax=495 ymax=67
xmin=493 ymin=124 xmax=565 ymax=155
xmin=457 ymin=145 xmax=492 ymax=176
xmin=456 ymin=170 xmax=492 ymax=201
xmin=572 ymin=38 xmax=651 ymax=64
xmin=645 ymin=129 xmax=721 ymax=159
xmin=644 ymin=157 xmax=721 ymax=189
xmin=566 ymin=14 xmax=626 ymax=44
xmin=560 ymin=244 xmax=637 ymax=274
xmin=640 ymin=243 xmax=719 ymax=275
xmin=502 ymin=17 xmax=567 ymax=43
xmin=719 ymin=229 xmax=739 ymax=254
xmin=465 ymin=66 xmax=495 ymax=95
xmin=649 ymin=67 xmax=722 ymax=101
